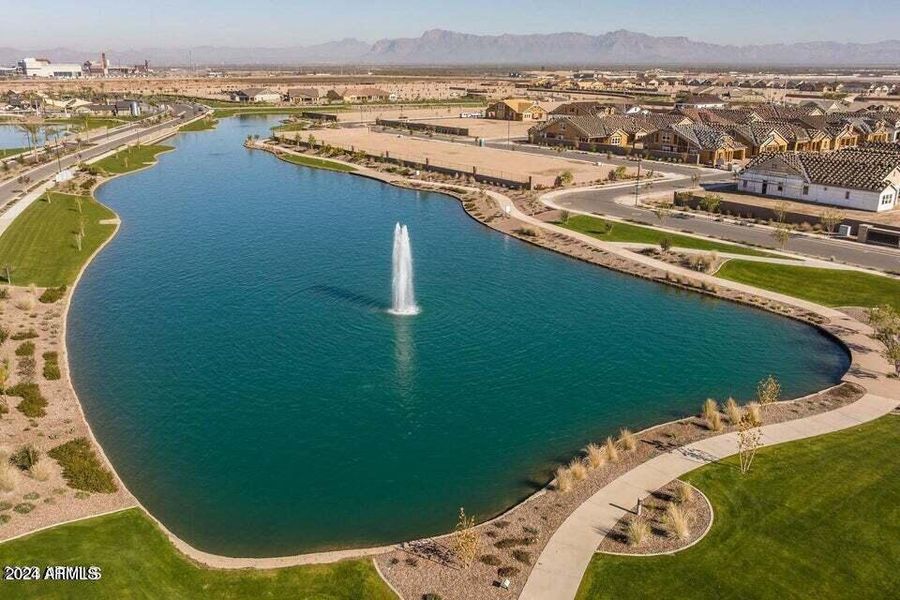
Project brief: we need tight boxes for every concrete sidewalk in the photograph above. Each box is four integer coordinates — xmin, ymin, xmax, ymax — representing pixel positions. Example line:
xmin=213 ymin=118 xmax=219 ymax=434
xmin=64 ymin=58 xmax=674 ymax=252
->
xmin=519 ymin=393 xmax=898 ymax=600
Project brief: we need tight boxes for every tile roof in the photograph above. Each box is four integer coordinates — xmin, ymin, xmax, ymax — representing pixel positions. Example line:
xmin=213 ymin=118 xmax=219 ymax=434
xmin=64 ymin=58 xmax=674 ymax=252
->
xmin=743 ymin=146 xmax=900 ymax=191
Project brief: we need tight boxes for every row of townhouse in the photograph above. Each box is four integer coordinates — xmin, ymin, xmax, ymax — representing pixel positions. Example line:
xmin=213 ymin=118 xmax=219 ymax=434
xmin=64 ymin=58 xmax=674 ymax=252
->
xmin=229 ymin=86 xmax=394 ymax=104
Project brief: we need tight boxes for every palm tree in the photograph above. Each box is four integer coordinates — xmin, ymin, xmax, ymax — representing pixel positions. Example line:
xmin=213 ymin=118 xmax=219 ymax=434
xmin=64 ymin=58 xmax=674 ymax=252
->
xmin=18 ymin=119 xmax=44 ymax=162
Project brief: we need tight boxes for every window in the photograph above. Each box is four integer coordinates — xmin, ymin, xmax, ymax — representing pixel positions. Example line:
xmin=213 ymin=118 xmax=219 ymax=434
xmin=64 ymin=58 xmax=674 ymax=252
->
xmin=802 ymin=185 xmax=809 ymax=195
xmin=777 ymin=183 xmax=783 ymax=192
xmin=743 ymin=180 xmax=748 ymax=189
xmin=661 ymin=133 xmax=673 ymax=143
xmin=610 ymin=135 xmax=621 ymax=144
xmin=845 ymin=191 xmax=850 ymax=200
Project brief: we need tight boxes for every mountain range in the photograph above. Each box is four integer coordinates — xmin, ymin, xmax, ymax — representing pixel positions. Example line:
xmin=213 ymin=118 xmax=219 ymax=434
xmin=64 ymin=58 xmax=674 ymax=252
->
xmin=3 ymin=30 xmax=899 ymax=67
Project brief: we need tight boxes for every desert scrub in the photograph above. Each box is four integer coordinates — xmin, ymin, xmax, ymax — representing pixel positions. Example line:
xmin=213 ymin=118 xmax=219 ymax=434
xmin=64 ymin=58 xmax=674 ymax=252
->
xmin=0 ymin=326 xmax=7 ymax=344
xmin=7 ymin=382 xmax=47 ymax=417
xmin=605 ymin=436 xmax=619 ymax=462
xmin=48 ymin=438 xmax=117 ymax=493
xmin=480 ymin=554 xmax=502 ymax=566
xmin=585 ymin=442 xmax=606 ymax=469
xmin=664 ymin=503 xmax=691 ymax=540
xmin=619 ymin=428 xmax=637 ymax=451
xmin=42 ymin=351 xmax=60 ymax=380
xmin=555 ymin=465 xmax=574 ymax=492
xmin=626 ymin=516 xmax=650 ymax=547
xmin=497 ymin=566 xmax=520 ymax=578
xmin=39 ymin=285 xmax=67 ymax=304
xmin=15 ymin=341 xmax=35 ymax=356
xmin=13 ymin=502 xmax=34 ymax=514
xmin=672 ymin=480 xmax=695 ymax=504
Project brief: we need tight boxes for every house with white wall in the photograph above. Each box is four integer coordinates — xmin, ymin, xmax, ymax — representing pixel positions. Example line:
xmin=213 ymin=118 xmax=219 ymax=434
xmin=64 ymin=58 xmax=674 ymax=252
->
xmin=738 ymin=147 xmax=900 ymax=212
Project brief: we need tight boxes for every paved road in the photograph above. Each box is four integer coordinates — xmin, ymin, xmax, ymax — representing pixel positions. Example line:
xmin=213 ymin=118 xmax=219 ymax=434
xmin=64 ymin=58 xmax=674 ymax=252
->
xmin=0 ymin=103 xmax=201 ymax=208
xmin=489 ymin=141 xmax=900 ymax=272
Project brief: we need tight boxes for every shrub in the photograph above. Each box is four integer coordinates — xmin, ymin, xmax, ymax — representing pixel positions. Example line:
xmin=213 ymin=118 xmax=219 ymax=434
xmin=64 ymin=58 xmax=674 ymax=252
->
xmin=479 ymin=554 xmax=502 ymax=566
xmin=15 ymin=296 xmax=35 ymax=311
xmin=659 ymin=237 xmax=672 ymax=252
xmin=30 ymin=461 xmax=52 ymax=482
xmin=584 ymin=443 xmax=605 ymax=469
xmin=0 ymin=462 xmax=17 ymax=492
xmin=672 ymin=480 xmax=695 ymax=504
xmin=13 ymin=502 xmax=34 ymax=514
xmin=15 ymin=341 xmax=35 ymax=356
xmin=11 ymin=329 xmax=38 ymax=341
xmin=0 ymin=326 xmax=7 ymax=344
xmin=664 ymin=503 xmax=690 ymax=540
xmin=48 ymin=438 xmax=117 ymax=493
xmin=423 ymin=595 xmax=443 ymax=600
xmin=605 ymin=436 xmax=619 ymax=462
xmin=9 ymin=445 xmax=39 ymax=471
xmin=725 ymin=397 xmax=741 ymax=424
xmin=555 ymin=466 xmax=574 ymax=493
xmin=0 ymin=514 xmax=9 ymax=524
xmin=568 ymin=459 xmax=588 ymax=481
xmin=745 ymin=402 xmax=762 ymax=426
xmin=511 ymin=549 xmax=531 ymax=564
xmin=626 ymin=516 xmax=649 ymax=546
xmin=497 ymin=566 xmax=520 ymax=578
xmin=619 ymin=428 xmax=637 ymax=452
xmin=42 ymin=352 xmax=60 ymax=380
xmin=38 ymin=286 xmax=67 ymax=304
xmin=6 ymin=383 xmax=47 ymax=417
xmin=702 ymin=398 xmax=719 ymax=421
xmin=706 ymin=411 xmax=723 ymax=432
xmin=17 ymin=356 xmax=36 ymax=380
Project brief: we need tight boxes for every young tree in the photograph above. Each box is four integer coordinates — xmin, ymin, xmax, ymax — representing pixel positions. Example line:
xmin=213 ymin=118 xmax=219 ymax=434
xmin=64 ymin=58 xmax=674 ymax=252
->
xmin=772 ymin=200 xmax=789 ymax=224
xmin=658 ymin=236 xmax=672 ymax=253
xmin=653 ymin=200 xmax=673 ymax=222
xmin=737 ymin=414 xmax=763 ymax=475
xmin=771 ymin=221 xmax=791 ymax=249
xmin=556 ymin=170 xmax=574 ymax=187
xmin=453 ymin=507 xmax=480 ymax=568
xmin=866 ymin=304 xmax=900 ymax=375
xmin=558 ymin=209 xmax=570 ymax=224
xmin=819 ymin=207 xmax=845 ymax=236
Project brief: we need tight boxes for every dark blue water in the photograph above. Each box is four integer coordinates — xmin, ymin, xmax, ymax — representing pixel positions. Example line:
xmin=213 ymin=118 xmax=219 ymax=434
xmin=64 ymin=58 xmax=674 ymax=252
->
xmin=0 ymin=124 xmax=71 ymax=149
xmin=67 ymin=115 xmax=849 ymax=557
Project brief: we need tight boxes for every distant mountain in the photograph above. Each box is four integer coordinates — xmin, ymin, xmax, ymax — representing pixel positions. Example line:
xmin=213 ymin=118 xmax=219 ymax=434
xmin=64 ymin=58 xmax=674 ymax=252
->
xmin=3 ymin=30 xmax=899 ymax=67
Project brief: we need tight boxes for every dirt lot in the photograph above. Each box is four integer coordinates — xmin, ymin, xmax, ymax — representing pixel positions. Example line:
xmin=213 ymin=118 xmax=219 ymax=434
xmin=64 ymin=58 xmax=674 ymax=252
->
xmin=290 ymin=128 xmax=622 ymax=186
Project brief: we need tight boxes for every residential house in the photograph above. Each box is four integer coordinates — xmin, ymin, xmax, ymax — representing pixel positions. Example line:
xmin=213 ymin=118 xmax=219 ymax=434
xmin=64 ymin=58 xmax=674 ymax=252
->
xmin=485 ymin=99 xmax=547 ymax=121
xmin=549 ymin=101 xmax=616 ymax=118
xmin=528 ymin=115 xmax=647 ymax=148
xmin=230 ymin=88 xmax=282 ymax=103
xmin=643 ymin=123 xmax=747 ymax=165
xmin=326 ymin=87 xmax=389 ymax=103
xmin=674 ymin=94 xmax=726 ymax=109
xmin=286 ymin=88 xmax=323 ymax=104
xmin=738 ymin=146 xmax=900 ymax=212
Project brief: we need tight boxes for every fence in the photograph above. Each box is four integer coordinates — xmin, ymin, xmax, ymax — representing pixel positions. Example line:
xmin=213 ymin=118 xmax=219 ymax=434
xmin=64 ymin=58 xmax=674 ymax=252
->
xmin=375 ymin=118 xmax=470 ymax=137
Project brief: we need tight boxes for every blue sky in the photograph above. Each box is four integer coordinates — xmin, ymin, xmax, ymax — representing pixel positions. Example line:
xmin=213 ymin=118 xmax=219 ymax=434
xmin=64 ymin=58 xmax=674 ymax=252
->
xmin=3 ymin=0 xmax=895 ymax=48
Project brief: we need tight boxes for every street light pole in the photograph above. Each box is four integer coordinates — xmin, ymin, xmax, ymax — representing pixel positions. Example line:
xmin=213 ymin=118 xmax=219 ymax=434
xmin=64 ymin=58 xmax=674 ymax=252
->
xmin=634 ymin=156 xmax=642 ymax=206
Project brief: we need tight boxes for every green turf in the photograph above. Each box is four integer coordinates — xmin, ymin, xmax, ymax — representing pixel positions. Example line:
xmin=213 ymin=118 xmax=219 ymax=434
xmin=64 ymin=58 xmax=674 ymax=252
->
xmin=279 ymin=153 xmax=357 ymax=173
xmin=576 ymin=415 xmax=900 ymax=600
xmin=0 ymin=147 xmax=28 ymax=159
xmin=92 ymin=144 xmax=172 ymax=175
xmin=0 ymin=192 xmax=116 ymax=286
xmin=559 ymin=215 xmax=777 ymax=258
xmin=0 ymin=508 xmax=397 ymax=599
xmin=179 ymin=116 xmax=219 ymax=132
xmin=45 ymin=117 xmax=134 ymax=131
xmin=716 ymin=260 xmax=900 ymax=310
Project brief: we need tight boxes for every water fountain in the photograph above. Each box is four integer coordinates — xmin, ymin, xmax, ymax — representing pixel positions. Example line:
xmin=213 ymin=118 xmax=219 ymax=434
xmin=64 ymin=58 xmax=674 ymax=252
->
xmin=389 ymin=223 xmax=420 ymax=316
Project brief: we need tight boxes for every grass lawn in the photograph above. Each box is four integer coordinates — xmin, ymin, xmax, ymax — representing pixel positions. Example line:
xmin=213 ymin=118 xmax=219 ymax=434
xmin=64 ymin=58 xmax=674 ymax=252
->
xmin=0 ymin=192 xmax=116 ymax=287
xmin=45 ymin=117 xmax=133 ymax=131
xmin=560 ymin=214 xmax=777 ymax=258
xmin=92 ymin=144 xmax=172 ymax=175
xmin=179 ymin=116 xmax=219 ymax=132
xmin=716 ymin=260 xmax=900 ymax=310
xmin=0 ymin=147 xmax=28 ymax=159
xmin=576 ymin=415 xmax=900 ymax=600
xmin=280 ymin=152 xmax=357 ymax=173
xmin=0 ymin=508 xmax=397 ymax=599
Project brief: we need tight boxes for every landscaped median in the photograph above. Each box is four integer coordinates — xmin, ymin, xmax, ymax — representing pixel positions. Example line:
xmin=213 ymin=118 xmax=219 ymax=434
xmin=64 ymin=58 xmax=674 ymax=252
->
xmin=716 ymin=260 xmax=900 ymax=310
xmin=576 ymin=415 xmax=900 ymax=600
xmin=558 ymin=214 xmax=778 ymax=258
xmin=0 ymin=508 xmax=397 ymax=600
xmin=274 ymin=149 xmax=357 ymax=173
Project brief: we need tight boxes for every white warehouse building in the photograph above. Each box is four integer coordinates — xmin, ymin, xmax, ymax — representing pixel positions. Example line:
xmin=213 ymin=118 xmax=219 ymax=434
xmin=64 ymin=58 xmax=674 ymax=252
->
xmin=18 ymin=57 xmax=83 ymax=78
xmin=738 ymin=146 xmax=900 ymax=213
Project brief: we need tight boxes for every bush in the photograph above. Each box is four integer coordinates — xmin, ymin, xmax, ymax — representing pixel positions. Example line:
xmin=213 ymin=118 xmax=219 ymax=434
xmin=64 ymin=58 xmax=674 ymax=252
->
xmin=555 ymin=466 xmax=573 ymax=493
xmin=511 ymin=549 xmax=532 ymax=564
xmin=11 ymin=329 xmax=38 ymax=341
xmin=0 ymin=326 xmax=7 ymax=344
xmin=9 ymin=445 xmax=39 ymax=471
xmin=672 ymin=480 xmax=695 ymax=504
xmin=626 ymin=516 xmax=649 ymax=546
xmin=13 ymin=502 xmax=34 ymax=514
xmin=30 ymin=461 xmax=52 ymax=482
xmin=6 ymin=383 xmax=47 ymax=417
xmin=479 ymin=554 xmax=502 ymax=566
xmin=725 ymin=397 xmax=741 ymax=424
xmin=0 ymin=462 xmax=16 ymax=492
xmin=605 ymin=436 xmax=619 ymax=462
xmin=745 ymin=402 xmax=762 ymax=426
xmin=568 ymin=459 xmax=588 ymax=481
xmin=423 ymin=595 xmax=442 ymax=600
xmin=664 ymin=503 xmax=691 ymax=540
xmin=48 ymin=438 xmax=117 ymax=493
xmin=15 ymin=341 xmax=35 ymax=356
xmin=659 ymin=237 xmax=672 ymax=252
xmin=42 ymin=352 xmax=60 ymax=380
xmin=497 ymin=566 xmax=520 ymax=578
xmin=584 ymin=442 xmax=605 ymax=469
xmin=619 ymin=428 xmax=637 ymax=452
xmin=39 ymin=286 xmax=67 ymax=304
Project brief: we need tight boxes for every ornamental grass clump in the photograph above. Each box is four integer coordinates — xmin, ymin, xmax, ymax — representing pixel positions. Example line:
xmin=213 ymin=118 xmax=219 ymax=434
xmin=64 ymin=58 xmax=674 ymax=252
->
xmin=725 ymin=397 xmax=742 ymax=424
xmin=584 ymin=443 xmax=606 ymax=469
xmin=702 ymin=399 xmax=723 ymax=431
xmin=745 ymin=402 xmax=762 ymax=427
xmin=664 ymin=503 xmax=691 ymax=540
xmin=626 ymin=516 xmax=649 ymax=547
xmin=619 ymin=428 xmax=637 ymax=452
xmin=672 ymin=480 xmax=695 ymax=504
xmin=568 ymin=458 xmax=588 ymax=481
xmin=555 ymin=466 xmax=574 ymax=493
xmin=605 ymin=436 xmax=619 ymax=462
